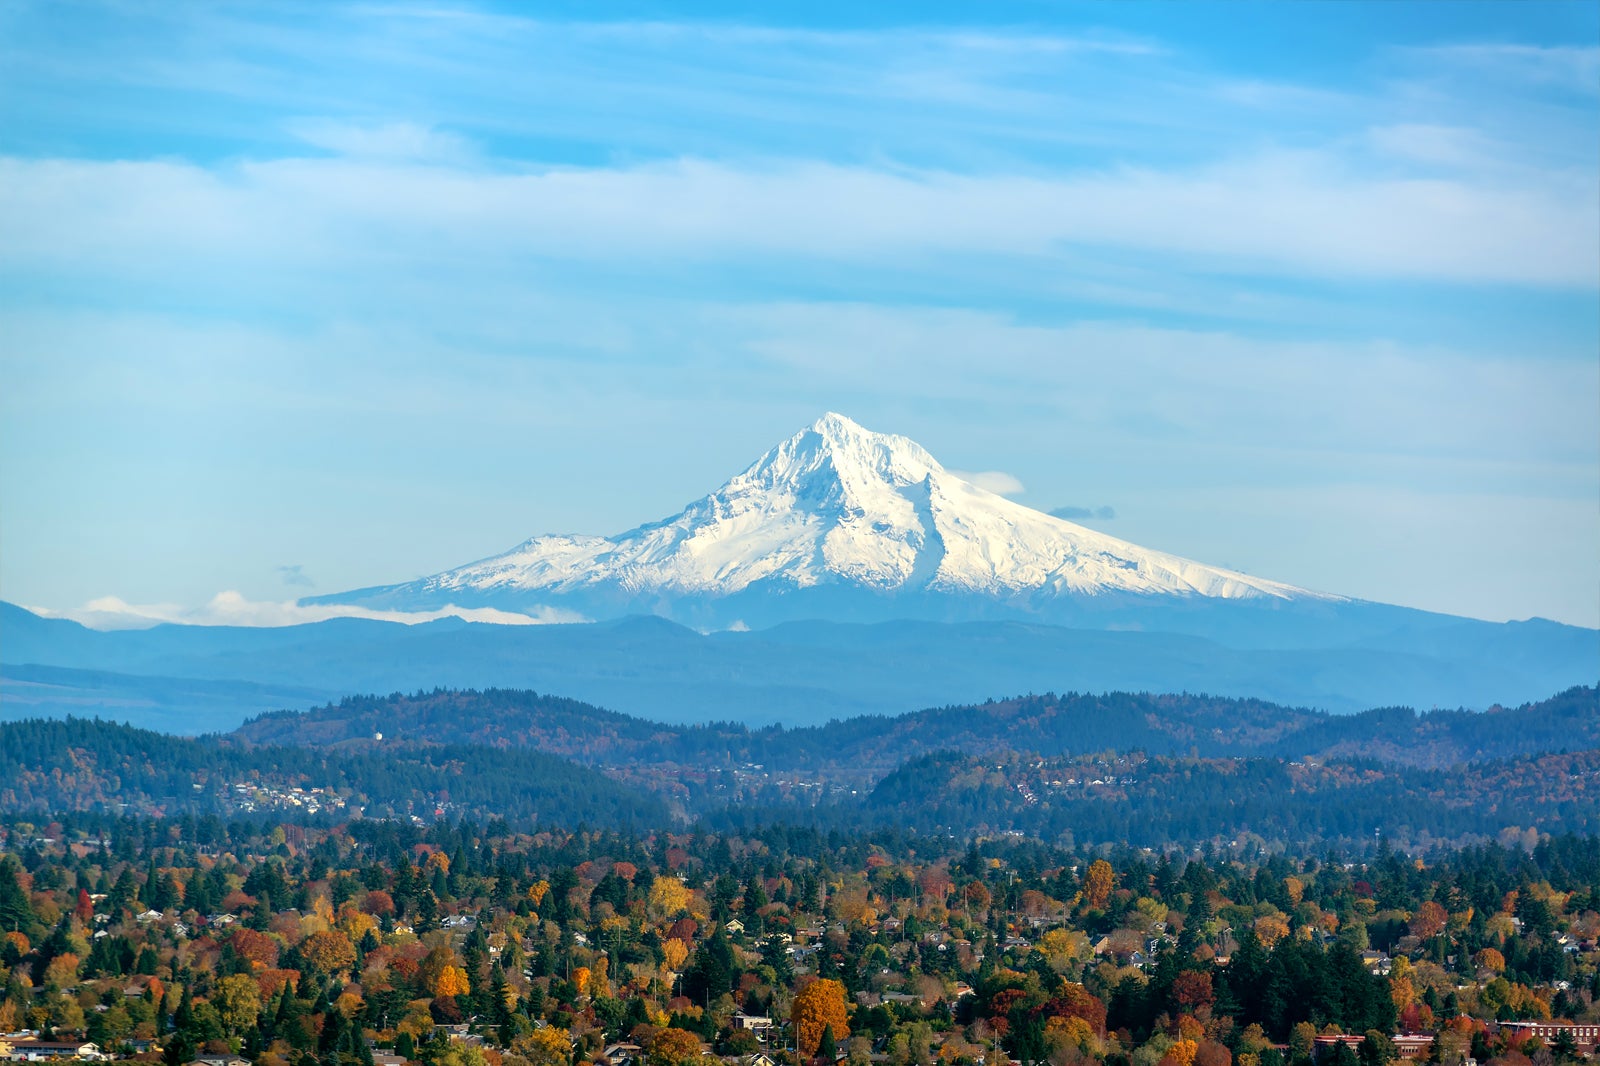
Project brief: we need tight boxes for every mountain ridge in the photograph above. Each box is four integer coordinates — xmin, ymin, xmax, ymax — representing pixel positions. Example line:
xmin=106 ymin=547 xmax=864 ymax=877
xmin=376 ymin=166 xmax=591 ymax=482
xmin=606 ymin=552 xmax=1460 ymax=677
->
xmin=4 ymin=599 xmax=1595 ymax=731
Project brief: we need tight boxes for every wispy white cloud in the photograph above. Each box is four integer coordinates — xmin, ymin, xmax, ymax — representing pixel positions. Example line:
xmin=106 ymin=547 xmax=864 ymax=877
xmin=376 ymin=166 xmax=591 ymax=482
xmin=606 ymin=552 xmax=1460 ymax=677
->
xmin=949 ymin=470 xmax=1026 ymax=495
xmin=712 ymin=302 xmax=1600 ymax=472
xmin=1407 ymin=43 xmax=1600 ymax=94
xmin=26 ymin=591 xmax=587 ymax=631
xmin=286 ymin=119 xmax=477 ymax=163
xmin=1366 ymin=123 xmax=1496 ymax=169
xmin=1 ymin=147 xmax=1592 ymax=286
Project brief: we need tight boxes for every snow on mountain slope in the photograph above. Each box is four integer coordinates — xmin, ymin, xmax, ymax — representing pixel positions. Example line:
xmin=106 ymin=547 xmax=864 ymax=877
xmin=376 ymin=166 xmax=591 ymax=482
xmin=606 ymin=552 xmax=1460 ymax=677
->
xmin=333 ymin=413 xmax=1328 ymax=609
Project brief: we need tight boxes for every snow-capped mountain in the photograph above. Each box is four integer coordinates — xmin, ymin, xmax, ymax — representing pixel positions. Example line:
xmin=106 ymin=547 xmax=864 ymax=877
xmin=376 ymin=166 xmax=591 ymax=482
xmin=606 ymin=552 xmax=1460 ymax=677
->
xmin=312 ymin=413 xmax=1338 ymax=629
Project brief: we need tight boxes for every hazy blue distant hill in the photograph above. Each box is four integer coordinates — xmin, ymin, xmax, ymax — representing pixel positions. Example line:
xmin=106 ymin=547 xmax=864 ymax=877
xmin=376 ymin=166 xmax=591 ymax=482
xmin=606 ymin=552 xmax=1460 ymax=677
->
xmin=0 ymin=662 xmax=339 ymax=734
xmin=2 ymin=600 xmax=1595 ymax=733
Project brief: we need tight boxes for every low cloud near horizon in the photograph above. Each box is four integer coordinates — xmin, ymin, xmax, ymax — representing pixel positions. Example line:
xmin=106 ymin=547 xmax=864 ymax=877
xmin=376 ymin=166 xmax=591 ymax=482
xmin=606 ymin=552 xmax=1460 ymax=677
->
xmin=25 ymin=592 xmax=587 ymax=631
xmin=1051 ymin=505 xmax=1117 ymax=521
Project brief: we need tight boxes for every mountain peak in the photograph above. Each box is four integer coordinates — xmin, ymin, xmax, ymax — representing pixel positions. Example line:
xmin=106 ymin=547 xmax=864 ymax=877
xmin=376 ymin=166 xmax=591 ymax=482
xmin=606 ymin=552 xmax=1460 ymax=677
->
xmin=811 ymin=410 xmax=861 ymax=433
xmin=744 ymin=413 xmax=942 ymax=499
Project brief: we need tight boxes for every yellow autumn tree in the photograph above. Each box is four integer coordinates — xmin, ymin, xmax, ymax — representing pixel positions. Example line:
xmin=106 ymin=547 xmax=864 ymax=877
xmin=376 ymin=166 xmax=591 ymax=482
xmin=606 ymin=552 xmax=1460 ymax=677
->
xmin=792 ymin=979 xmax=851 ymax=1057
xmin=338 ymin=903 xmax=378 ymax=942
xmin=1037 ymin=929 xmax=1088 ymax=967
xmin=662 ymin=938 xmax=690 ymax=972
xmin=649 ymin=877 xmax=690 ymax=919
xmin=1045 ymin=1016 xmax=1096 ymax=1054
xmin=1083 ymin=860 xmax=1115 ymax=910
xmin=213 ymin=973 xmax=262 ymax=1034
xmin=512 ymin=1026 xmax=572 ymax=1066
xmin=1254 ymin=914 xmax=1290 ymax=949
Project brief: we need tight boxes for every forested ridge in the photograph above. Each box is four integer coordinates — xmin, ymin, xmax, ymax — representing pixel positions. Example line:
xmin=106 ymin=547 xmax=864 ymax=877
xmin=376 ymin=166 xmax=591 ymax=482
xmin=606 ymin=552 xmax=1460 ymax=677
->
xmin=830 ymin=749 xmax=1600 ymax=849
xmin=2 ymin=684 xmax=1598 ymax=850
xmin=231 ymin=685 xmax=1600 ymax=772
xmin=0 ymin=718 xmax=670 ymax=830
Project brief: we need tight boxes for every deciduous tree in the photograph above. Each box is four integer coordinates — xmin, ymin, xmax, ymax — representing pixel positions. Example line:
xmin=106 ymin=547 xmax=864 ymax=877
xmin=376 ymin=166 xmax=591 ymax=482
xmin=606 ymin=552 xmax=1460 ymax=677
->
xmin=793 ymin=979 xmax=850 ymax=1057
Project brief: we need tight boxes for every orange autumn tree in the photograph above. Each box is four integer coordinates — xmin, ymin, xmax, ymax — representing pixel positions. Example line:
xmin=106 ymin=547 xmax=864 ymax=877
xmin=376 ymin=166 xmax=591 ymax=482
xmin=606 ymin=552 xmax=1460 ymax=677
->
xmin=649 ymin=1028 xmax=703 ymax=1066
xmin=300 ymin=929 xmax=356 ymax=976
xmin=433 ymin=965 xmax=471 ymax=998
xmin=1410 ymin=901 xmax=1447 ymax=941
xmin=228 ymin=928 xmax=280 ymax=969
xmin=1161 ymin=1039 xmax=1200 ymax=1066
xmin=793 ymin=979 xmax=850 ymax=1057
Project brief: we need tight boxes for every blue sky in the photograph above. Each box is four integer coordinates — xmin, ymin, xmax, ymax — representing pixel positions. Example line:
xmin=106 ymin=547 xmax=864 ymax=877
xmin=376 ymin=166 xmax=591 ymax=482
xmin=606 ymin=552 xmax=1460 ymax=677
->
xmin=2 ymin=1 xmax=1597 ymax=627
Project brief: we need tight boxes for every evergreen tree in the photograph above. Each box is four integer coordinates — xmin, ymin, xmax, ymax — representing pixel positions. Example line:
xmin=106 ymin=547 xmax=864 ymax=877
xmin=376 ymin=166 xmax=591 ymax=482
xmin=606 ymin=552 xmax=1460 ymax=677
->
xmin=0 ymin=858 xmax=36 ymax=935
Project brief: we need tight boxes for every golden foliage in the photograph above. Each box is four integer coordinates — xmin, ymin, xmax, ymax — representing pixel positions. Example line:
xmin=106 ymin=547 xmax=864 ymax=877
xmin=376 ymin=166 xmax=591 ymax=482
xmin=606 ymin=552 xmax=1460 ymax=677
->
xmin=1253 ymin=914 xmax=1290 ymax=949
xmin=648 ymin=1028 xmax=704 ymax=1066
xmin=1083 ymin=860 xmax=1115 ymax=910
xmin=1161 ymin=1039 xmax=1199 ymax=1066
xmin=300 ymin=929 xmax=356 ymax=975
xmin=649 ymin=877 xmax=690 ymax=919
xmin=1390 ymin=976 xmax=1415 ymax=1011
xmin=1045 ymin=1016 xmax=1096 ymax=1054
xmin=213 ymin=973 xmax=263 ymax=1034
xmin=792 ymin=979 xmax=851 ymax=1057
xmin=42 ymin=953 xmax=80 ymax=989
xmin=339 ymin=903 xmax=379 ymax=941
xmin=434 ymin=965 xmax=472 ymax=998
xmin=512 ymin=1027 xmax=572 ymax=1066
